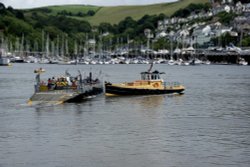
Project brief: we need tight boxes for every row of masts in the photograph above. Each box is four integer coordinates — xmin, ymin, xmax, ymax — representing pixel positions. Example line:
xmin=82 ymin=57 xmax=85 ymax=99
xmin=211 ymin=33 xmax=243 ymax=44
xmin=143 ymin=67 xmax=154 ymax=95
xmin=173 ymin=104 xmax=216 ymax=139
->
xmin=2 ymin=30 xmax=248 ymax=64
xmin=1 ymin=33 xmax=140 ymax=59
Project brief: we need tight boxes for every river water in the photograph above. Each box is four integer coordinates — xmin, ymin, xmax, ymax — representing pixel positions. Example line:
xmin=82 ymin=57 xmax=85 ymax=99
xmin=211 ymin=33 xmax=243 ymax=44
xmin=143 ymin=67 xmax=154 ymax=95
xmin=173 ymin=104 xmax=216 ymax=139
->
xmin=0 ymin=63 xmax=250 ymax=167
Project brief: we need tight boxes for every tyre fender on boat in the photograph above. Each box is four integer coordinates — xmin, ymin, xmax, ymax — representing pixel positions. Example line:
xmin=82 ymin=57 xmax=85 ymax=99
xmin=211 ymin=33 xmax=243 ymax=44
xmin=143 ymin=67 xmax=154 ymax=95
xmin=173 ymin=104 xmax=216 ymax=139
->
xmin=153 ymin=83 xmax=159 ymax=88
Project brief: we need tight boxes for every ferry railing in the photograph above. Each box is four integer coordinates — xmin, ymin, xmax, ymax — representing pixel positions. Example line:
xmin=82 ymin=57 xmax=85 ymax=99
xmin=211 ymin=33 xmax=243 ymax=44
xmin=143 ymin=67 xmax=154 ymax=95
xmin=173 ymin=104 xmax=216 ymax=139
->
xmin=36 ymin=79 xmax=103 ymax=94
xmin=163 ymin=82 xmax=181 ymax=87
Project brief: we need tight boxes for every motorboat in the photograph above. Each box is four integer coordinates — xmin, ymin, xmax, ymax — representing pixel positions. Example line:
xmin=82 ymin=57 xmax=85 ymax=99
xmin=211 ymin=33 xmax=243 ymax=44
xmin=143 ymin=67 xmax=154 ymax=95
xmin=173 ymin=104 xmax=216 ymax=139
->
xmin=0 ymin=48 xmax=11 ymax=66
xmin=0 ymin=56 xmax=11 ymax=66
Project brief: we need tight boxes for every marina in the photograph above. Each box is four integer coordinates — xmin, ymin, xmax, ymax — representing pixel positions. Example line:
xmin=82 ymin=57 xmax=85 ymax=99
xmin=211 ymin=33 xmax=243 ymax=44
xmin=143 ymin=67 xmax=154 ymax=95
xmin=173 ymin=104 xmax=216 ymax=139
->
xmin=1 ymin=49 xmax=250 ymax=66
xmin=1 ymin=39 xmax=249 ymax=66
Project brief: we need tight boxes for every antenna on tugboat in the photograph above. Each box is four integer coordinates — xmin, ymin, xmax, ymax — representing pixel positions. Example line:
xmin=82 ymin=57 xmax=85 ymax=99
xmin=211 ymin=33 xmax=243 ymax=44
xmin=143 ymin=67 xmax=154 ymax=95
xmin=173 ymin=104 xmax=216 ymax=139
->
xmin=78 ymin=70 xmax=82 ymax=82
xmin=148 ymin=62 xmax=153 ymax=73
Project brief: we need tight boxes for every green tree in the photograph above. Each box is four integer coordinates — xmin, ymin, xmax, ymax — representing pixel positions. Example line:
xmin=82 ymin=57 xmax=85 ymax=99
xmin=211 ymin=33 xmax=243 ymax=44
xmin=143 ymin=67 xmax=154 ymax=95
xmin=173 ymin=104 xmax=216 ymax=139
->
xmin=7 ymin=18 xmax=34 ymax=36
xmin=218 ymin=11 xmax=236 ymax=25
xmin=0 ymin=2 xmax=5 ymax=10
xmin=0 ymin=19 xmax=5 ymax=30
xmin=7 ymin=6 xmax=14 ymax=13
xmin=44 ymin=26 xmax=63 ymax=40
xmin=172 ymin=3 xmax=211 ymax=18
xmin=15 ymin=10 xmax=24 ymax=20
xmin=241 ymin=36 xmax=250 ymax=46
xmin=117 ymin=17 xmax=137 ymax=33
xmin=138 ymin=15 xmax=151 ymax=25
xmin=77 ymin=21 xmax=92 ymax=33
xmin=98 ymin=22 xmax=114 ymax=33
xmin=87 ymin=10 xmax=95 ymax=16
xmin=153 ymin=38 xmax=170 ymax=50
xmin=0 ymin=2 xmax=6 ymax=15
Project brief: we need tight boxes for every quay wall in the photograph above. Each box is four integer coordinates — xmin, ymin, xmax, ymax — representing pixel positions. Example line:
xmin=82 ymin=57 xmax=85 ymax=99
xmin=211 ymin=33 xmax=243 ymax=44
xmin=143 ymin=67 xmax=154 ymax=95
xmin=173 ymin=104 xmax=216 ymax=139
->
xmin=126 ymin=53 xmax=250 ymax=64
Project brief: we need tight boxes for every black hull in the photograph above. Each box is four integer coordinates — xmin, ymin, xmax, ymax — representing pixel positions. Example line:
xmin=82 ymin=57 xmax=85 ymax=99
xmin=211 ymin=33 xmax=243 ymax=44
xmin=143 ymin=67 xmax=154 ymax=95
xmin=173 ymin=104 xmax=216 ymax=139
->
xmin=66 ymin=87 xmax=103 ymax=102
xmin=105 ymin=84 xmax=184 ymax=96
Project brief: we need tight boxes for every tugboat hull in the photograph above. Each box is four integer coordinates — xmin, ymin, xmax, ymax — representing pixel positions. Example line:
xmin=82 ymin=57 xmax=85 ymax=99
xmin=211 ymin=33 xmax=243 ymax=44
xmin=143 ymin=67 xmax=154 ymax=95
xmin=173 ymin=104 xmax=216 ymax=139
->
xmin=105 ymin=83 xmax=184 ymax=96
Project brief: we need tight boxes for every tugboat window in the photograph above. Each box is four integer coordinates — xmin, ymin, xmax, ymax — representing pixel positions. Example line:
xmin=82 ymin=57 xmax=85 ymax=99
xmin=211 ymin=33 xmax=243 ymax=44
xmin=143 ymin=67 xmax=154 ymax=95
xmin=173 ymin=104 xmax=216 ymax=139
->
xmin=141 ymin=74 xmax=145 ymax=80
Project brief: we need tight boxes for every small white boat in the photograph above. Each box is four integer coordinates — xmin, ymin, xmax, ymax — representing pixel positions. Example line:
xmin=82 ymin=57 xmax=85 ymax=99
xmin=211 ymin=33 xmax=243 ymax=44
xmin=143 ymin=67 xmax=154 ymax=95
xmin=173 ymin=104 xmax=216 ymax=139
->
xmin=0 ymin=56 xmax=11 ymax=66
xmin=238 ymin=57 xmax=248 ymax=66
xmin=0 ymin=48 xmax=11 ymax=66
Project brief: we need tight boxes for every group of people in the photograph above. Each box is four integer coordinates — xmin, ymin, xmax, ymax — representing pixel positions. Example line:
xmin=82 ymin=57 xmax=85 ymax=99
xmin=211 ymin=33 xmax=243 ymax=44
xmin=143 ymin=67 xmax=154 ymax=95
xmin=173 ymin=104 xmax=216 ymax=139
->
xmin=45 ymin=76 xmax=78 ymax=90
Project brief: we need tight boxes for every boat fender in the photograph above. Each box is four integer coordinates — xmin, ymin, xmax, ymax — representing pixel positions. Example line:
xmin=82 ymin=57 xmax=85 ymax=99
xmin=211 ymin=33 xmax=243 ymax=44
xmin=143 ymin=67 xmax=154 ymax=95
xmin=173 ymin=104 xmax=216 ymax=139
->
xmin=153 ymin=83 xmax=159 ymax=88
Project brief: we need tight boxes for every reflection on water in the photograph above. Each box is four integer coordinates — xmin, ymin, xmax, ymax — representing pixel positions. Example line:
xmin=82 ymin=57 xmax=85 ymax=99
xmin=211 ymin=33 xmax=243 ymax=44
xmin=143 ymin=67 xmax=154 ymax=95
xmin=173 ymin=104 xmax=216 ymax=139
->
xmin=105 ymin=95 xmax=165 ymax=108
xmin=136 ymin=95 xmax=165 ymax=109
xmin=105 ymin=94 xmax=184 ymax=110
xmin=132 ymin=94 xmax=184 ymax=109
xmin=0 ymin=64 xmax=250 ymax=167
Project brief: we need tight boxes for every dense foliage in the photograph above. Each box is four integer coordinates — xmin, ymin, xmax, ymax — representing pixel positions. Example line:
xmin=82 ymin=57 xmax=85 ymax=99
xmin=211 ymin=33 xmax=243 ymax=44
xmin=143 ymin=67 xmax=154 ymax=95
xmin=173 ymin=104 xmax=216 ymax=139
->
xmin=57 ymin=9 xmax=96 ymax=17
xmin=217 ymin=11 xmax=237 ymax=25
xmin=172 ymin=3 xmax=211 ymax=18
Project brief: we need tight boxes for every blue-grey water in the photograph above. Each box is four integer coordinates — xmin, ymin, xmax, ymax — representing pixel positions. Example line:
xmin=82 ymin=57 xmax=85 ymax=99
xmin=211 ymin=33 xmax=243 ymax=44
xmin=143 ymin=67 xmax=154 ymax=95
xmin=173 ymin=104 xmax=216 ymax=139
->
xmin=0 ymin=63 xmax=250 ymax=167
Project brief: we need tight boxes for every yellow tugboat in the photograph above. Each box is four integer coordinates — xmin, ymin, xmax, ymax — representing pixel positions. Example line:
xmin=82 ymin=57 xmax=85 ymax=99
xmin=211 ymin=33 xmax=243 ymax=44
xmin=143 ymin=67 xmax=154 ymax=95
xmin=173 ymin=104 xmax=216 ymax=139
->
xmin=105 ymin=64 xmax=185 ymax=96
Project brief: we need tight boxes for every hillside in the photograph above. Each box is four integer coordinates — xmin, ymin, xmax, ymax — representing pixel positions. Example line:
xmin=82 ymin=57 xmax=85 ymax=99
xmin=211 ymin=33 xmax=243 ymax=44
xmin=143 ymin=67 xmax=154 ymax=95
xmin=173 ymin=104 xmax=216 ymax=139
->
xmin=85 ymin=0 xmax=209 ymax=25
xmin=24 ymin=0 xmax=209 ymax=25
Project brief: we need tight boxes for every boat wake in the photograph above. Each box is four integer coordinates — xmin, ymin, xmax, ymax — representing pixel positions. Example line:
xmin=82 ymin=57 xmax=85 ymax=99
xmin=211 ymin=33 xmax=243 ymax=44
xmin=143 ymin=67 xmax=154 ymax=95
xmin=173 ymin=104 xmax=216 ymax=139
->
xmin=19 ymin=100 xmax=64 ymax=108
xmin=84 ymin=95 xmax=97 ymax=99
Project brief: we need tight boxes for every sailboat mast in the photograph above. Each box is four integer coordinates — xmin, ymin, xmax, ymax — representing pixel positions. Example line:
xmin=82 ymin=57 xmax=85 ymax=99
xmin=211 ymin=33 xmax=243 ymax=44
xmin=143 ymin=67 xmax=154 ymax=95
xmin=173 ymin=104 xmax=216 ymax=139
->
xmin=45 ymin=34 xmax=50 ymax=58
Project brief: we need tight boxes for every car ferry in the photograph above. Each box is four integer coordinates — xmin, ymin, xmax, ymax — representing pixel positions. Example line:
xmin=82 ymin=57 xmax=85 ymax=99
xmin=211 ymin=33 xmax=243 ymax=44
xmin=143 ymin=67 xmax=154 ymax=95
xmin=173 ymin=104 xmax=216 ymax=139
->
xmin=28 ymin=68 xmax=103 ymax=105
xmin=105 ymin=64 xmax=185 ymax=96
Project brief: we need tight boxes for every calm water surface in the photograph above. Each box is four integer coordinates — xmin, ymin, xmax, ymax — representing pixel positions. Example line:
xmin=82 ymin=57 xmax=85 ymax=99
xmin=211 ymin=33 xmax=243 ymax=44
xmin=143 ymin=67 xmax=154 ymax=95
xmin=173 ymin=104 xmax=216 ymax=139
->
xmin=0 ymin=63 xmax=250 ymax=167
